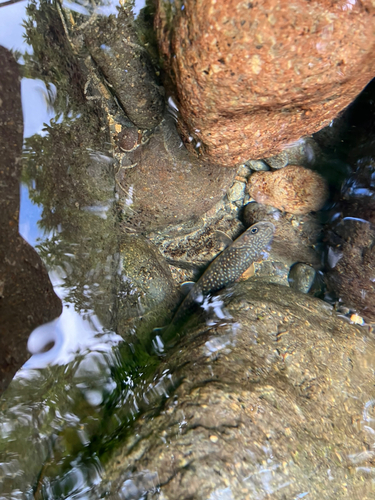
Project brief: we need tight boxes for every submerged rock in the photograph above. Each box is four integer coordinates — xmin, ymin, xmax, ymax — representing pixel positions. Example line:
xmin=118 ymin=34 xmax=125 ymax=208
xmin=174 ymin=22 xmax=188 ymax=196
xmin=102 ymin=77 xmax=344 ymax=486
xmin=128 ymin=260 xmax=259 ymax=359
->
xmin=85 ymin=10 xmax=164 ymax=129
xmin=263 ymin=137 xmax=323 ymax=170
xmin=155 ymin=0 xmax=375 ymax=166
xmin=116 ymin=114 xmax=235 ymax=231
xmin=247 ymin=166 xmax=328 ymax=215
xmin=116 ymin=233 xmax=180 ymax=339
xmin=99 ymin=282 xmax=375 ymax=499
xmin=324 ymin=208 xmax=375 ymax=322
xmin=288 ymin=262 xmax=317 ymax=294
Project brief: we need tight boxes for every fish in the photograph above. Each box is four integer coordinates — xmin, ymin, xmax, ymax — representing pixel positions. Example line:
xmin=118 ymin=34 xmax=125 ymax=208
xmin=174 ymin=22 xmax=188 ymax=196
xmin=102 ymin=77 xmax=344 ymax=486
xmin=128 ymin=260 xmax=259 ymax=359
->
xmin=157 ymin=221 xmax=275 ymax=346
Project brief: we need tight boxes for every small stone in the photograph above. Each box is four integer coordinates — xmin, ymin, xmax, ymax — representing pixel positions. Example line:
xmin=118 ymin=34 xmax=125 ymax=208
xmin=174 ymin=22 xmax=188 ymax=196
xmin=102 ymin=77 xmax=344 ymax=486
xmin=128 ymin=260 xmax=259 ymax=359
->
xmin=237 ymin=164 xmax=252 ymax=178
xmin=288 ymin=263 xmax=316 ymax=294
xmin=117 ymin=127 xmax=141 ymax=152
xmin=209 ymin=435 xmax=219 ymax=443
xmin=246 ymin=166 xmax=328 ymax=215
xmin=246 ymin=160 xmax=270 ymax=171
xmin=227 ymin=181 xmax=246 ymax=206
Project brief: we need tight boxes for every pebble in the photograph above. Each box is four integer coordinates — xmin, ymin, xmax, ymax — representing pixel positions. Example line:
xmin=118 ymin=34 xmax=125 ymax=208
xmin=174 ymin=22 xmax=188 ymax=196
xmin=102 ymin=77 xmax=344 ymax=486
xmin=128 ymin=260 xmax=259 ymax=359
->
xmin=246 ymin=159 xmax=270 ymax=171
xmin=288 ymin=263 xmax=316 ymax=294
xmin=246 ymin=165 xmax=328 ymax=215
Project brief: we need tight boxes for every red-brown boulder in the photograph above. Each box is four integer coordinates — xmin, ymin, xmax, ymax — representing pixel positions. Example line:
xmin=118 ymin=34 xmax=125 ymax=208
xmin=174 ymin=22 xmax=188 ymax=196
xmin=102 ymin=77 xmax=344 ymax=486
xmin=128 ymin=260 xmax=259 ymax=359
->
xmin=155 ymin=0 xmax=375 ymax=166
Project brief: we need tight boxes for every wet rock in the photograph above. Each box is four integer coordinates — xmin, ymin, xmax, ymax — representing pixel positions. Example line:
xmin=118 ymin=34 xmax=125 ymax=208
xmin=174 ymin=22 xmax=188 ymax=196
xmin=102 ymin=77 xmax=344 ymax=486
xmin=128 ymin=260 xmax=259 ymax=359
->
xmin=116 ymin=114 xmax=235 ymax=231
xmin=246 ymin=160 xmax=270 ymax=172
xmin=247 ymin=166 xmax=328 ymax=215
xmin=155 ymin=0 xmax=375 ymax=167
xmin=100 ymin=282 xmax=375 ymax=499
xmin=288 ymin=263 xmax=316 ymax=294
xmin=226 ymin=179 xmax=246 ymax=206
xmin=243 ymin=202 xmax=321 ymax=268
xmin=85 ymin=10 xmax=164 ymax=129
xmin=263 ymin=137 xmax=323 ymax=169
xmin=115 ymin=126 xmax=142 ymax=153
xmin=0 ymin=47 xmax=62 ymax=394
xmin=116 ymin=234 xmax=180 ymax=337
xmin=324 ymin=209 xmax=375 ymax=322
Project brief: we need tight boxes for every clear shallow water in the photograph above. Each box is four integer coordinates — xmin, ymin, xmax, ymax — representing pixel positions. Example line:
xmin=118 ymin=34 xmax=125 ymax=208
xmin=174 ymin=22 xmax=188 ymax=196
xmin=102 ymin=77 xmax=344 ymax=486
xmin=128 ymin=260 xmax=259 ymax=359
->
xmin=1 ymin=0 xmax=375 ymax=498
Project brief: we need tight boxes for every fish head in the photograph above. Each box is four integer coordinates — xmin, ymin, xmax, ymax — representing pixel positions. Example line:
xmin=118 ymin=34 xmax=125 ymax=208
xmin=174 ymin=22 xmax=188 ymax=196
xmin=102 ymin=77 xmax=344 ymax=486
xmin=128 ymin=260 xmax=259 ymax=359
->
xmin=231 ymin=221 xmax=275 ymax=249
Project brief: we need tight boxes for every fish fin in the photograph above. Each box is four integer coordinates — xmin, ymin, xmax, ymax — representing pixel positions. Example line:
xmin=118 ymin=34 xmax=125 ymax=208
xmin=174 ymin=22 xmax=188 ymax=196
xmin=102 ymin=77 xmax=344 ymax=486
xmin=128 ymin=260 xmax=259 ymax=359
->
xmin=180 ymin=281 xmax=195 ymax=295
xmin=214 ymin=230 xmax=233 ymax=249
xmin=239 ymin=262 xmax=255 ymax=281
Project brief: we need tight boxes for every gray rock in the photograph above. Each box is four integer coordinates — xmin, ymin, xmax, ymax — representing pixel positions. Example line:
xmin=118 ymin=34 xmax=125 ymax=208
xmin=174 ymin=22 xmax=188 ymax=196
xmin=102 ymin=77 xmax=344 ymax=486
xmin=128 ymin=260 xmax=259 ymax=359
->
xmin=288 ymin=262 xmax=316 ymax=293
xmin=246 ymin=159 xmax=270 ymax=171
xmin=116 ymin=233 xmax=180 ymax=337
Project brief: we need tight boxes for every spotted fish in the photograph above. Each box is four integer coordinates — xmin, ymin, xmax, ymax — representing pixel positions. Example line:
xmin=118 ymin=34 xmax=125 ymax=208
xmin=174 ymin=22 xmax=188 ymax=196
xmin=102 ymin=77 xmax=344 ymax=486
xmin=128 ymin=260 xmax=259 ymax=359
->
xmin=158 ymin=221 xmax=275 ymax=345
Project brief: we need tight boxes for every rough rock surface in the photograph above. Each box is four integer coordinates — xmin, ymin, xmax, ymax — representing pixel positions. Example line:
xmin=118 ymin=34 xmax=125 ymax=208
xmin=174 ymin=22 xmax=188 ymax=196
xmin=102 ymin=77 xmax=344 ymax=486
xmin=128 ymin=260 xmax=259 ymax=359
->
xmin=155 ymin=0 xmax=375 ymax=166
xmin=116 ymin=114 xmax=235 ymax=230
xmin=100 ymin=282 xmax=375 ymax=499
xmin=85 ymin=10 xmax=164 ymax=129
xmin=247 ymin=166 xmax=328 ymax=215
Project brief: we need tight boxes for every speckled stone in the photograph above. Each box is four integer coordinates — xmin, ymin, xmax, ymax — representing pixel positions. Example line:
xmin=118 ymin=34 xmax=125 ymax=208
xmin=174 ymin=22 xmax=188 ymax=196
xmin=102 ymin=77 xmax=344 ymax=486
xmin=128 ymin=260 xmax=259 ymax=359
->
xmin=246 ymin=166 xmax=328 ymax=215
xmin=155 ymin=0 xmax=375 ymax=166
xmin=288 ymin=263 xmax=316 ymax=294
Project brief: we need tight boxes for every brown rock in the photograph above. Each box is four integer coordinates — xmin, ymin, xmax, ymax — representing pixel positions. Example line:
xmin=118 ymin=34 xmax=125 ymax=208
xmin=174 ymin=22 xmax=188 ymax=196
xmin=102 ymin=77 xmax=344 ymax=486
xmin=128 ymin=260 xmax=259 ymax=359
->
xmin=116 ymin=114 xmax=235 ymax=230
xmin=155 ymin=0 xmax=375 ymax=166
xmin=101 ymin=282 xmax=375 ymax=499
xmin=247 ymin=166 xmax=328 ymax=214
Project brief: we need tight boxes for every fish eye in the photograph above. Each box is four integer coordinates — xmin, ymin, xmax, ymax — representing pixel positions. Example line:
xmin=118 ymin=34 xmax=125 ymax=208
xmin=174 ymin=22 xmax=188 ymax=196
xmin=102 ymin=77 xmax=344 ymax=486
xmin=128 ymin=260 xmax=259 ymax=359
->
xmin=251 ymin=227 xmax=258 ymax=234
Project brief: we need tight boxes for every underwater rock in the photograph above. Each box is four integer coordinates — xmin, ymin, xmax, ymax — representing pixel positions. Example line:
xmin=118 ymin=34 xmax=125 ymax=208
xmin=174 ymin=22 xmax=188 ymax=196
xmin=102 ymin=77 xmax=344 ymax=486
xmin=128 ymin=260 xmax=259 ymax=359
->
xmin=263 ymin=137 xmax=323 ymax=170
xmin=116 ymin=233 xmax=180 ymax=337
xmin=100 ymin=282 xmax=375 ymax=499
xmin=288 ymin=262 xmax=316 ymax=294
xmin=155 ymin=0 xmax=375 ymax=166
xmin=324 ymin=209 xmax=375 ymax=322
xmin=247 ymin=166 xmax=328 ymax=215
xmin=246 ymin=160 xmax=270 ymax=172
xmin=85 ymin=10 xmax=164 ymax=129
xmin=116 ymin=114 xmax=235 ymax=231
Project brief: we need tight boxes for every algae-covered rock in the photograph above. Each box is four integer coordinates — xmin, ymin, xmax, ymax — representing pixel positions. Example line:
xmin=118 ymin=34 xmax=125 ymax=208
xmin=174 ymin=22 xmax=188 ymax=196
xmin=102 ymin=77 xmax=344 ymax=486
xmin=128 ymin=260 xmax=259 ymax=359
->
xmin=85 ymin=10 xmax=164 ymax=129
xmin=99 ymin=282 xmax=375 ymax=499
xmin=116 ymin=233 xmax=180 ymax=338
